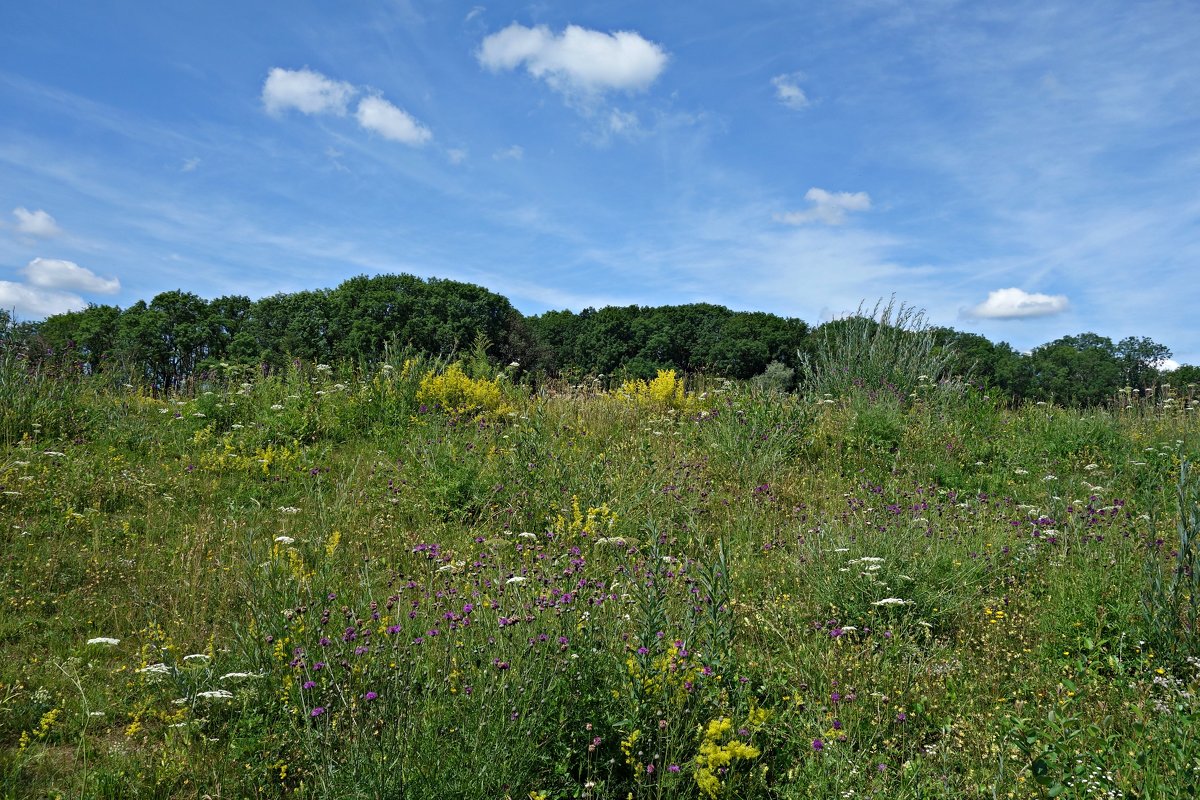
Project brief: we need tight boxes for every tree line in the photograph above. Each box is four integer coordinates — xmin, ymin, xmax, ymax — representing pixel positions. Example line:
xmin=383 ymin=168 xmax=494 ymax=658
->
xmin=1 ymin=273 xmax=1193 ymax=406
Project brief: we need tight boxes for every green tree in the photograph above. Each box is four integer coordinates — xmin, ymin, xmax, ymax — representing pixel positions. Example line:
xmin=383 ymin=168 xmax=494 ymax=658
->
xmin=1028 ymin=333 xmax=1121 ymax=406
xmin=1116 ymin=335 xmax=1171 ymax=390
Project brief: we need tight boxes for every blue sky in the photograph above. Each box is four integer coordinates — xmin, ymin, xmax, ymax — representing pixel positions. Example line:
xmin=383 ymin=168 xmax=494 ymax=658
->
xmin=2 ymin=1 xmax=1197 ymax=364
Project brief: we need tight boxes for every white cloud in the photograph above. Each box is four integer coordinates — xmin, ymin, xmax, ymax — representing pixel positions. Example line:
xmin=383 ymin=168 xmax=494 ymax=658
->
xmin=262 ymin=67 xmax=356 ymax=116
xmin=447 ymin=148 xmax=468 ymax=164
xmin=355 ymin=96 xmax=432 ymax=145
xmin=771 ymin=73 xmax=809 ymax=110
xmin=1158 ymin=358 xmax=1181 ymax=371
xmin=607 ymin=109 xmax=640 ymax=135
xmin=21 ymin=257 xmax=120 ymax=294
xmin=12 ymin=207 xmax=62 ymax=237
xmin=493 ymin=144 xmax=524 ymax=160
xmin=775 ymin=188 xmax=872 ymax=225
xmin=181 ymin=157 xmax=200 ymax=172
xmin=465 ymin=6 xmax=485 ymax=23
xmin=0 ymin=282 xmax=86 ymax=318
xmin=478 ymin=23 xmax=668 ymax=96
xmin=964 ymin=287 xmax=1069 ymax=319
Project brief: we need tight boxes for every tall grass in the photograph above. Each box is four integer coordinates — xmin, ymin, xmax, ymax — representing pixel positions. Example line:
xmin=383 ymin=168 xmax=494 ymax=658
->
xmin=800 ymin=297 xmax=955 ymax=400
xmin=2 ymin=356 xmax=1199 ymax=798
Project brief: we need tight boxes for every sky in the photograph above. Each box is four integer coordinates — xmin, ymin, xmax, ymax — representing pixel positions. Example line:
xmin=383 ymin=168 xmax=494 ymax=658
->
xmin=1 ymin=1 xmax=1197 ymax=364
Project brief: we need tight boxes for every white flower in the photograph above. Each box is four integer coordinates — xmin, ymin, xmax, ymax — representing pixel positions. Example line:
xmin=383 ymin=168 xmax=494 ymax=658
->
xmin=192 ymin=412 xmax=206 ymax=418
xmin=89 ymin=711 xmax=105 ymax=717
xmin=42 ymin=451 xmax=67 ymax=457
xmin=274 ymin=535 xmax=295 ymax=545
xmin=1013 ymin=468 xmax=1029 ymax=475
xmin=219 ymin=672 xmax=261 ymax=681
xmin=278 ymin=506 xmax=301 ymax=514
xmin=182 ymin=653 xmax=210 ymax=664
xmin=506 ymin=576 xmax=527 ymax=584
xmin=231 ymin=423 xmax=244 ymax=429
xmin=270 ymin=404 xmax=284 ymax=410
xmin=1084 ymin=463 xmax=1099 ymax=471
xmin=315 ymin=364 xmax=332 ymax=372
xmin=86 ymin=637 xmax=120 ymax=646
xmin=872 ymin=598 xmax=909 ymax=606
xmin=196 ymin=690 xmax=234 ymax=700
xmin=1043 ymin=474 xmax=1057 ymax=481
xmin=138 ymin=663 xmax=172 ymax=676
xmin=517 ymin=532 xmax=537 ymax=539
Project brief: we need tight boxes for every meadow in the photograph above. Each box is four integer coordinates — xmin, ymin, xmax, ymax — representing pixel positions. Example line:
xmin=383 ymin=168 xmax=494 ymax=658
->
xmin=2 ymin=342 xmax=1199 ymax=799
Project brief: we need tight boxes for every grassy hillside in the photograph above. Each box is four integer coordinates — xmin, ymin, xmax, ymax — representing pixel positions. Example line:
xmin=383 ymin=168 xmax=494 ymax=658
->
xmin=1 ymin=352 xmax=1198 ymax=798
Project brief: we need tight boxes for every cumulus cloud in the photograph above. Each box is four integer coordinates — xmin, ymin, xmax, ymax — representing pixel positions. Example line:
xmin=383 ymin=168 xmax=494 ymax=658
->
xmin=12 ymin=207 xmax=62 ymax=237
xmin=771 ymin=73 xmax=809 ymax=110
xmin=775 ymin=188 xmax=872 ymax=225
xmin=355 ymin=96 xmax=432 ymax=145
xmin=477 ymin=23 xmax=668 ymax=96
xmin=1158 ymin=358 xmax=1181 ymax=372
xmin=0 ymin=282 xmax=87 ymax=319
xmin=964 ymin=287 xmax=1069 ymax=319
xmin=262 ymin=67 xmax=356 ymax=116
xmin=22 ymin=257 xmax=120 ymax=294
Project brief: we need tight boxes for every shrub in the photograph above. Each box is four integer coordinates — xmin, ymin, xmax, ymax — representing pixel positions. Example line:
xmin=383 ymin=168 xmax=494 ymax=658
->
xmin=416 ymin=362 xmax=513 ymax=420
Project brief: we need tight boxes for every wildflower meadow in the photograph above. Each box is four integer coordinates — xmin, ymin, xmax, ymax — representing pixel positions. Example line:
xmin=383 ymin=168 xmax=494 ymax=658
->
xmin=2 ymin=339 xmax=1199 ymax=798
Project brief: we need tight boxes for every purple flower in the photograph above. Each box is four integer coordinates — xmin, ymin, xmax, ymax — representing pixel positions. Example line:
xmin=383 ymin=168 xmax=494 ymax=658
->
xmin=812 ymin=739 xmax=824 ymax=751
xmin=311 ymin=707 xmax=325 ymax=717
xmin=302 ymin=680 xmax=316 ymax=690
xmin=895 ymin=712 xmax=907 ymax=723
xmin=364 ymin=691 xmax=378 ymax=701
xmin=668 ymin=764 xmax=681 ymax=773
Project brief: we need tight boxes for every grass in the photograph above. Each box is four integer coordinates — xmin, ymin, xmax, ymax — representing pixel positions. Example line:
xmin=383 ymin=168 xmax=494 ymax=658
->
xmin=1 ymin=352 xmax=1199 ymax=798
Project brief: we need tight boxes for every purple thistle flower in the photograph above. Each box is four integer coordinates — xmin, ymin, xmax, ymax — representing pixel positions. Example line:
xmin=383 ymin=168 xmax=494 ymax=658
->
xmin=364 ymin=691 xmax=378 ymax=701
xmin=302 ymin=680 xmax=316 ymax=690
xmin=311 ymin=707 xmax=325 ymax=717
xmin=812 ymin=739 xmax=824 ymax=751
